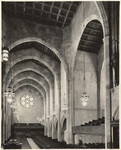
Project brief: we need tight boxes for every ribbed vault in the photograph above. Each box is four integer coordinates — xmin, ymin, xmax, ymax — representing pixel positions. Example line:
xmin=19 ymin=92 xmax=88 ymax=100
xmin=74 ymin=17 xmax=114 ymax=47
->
xmin=15 ymin=85 xmax=44 ymax=100
xmin=6 ymin=60 xmax=54 ymax=88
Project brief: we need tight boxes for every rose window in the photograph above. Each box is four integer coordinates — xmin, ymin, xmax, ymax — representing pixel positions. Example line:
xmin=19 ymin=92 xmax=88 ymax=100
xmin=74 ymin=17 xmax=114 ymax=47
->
xmin=20 ymin=95 xmax=34 ymax=108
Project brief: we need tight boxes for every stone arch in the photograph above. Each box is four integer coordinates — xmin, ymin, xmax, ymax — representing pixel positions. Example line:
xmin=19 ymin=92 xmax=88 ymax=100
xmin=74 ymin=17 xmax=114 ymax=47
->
xmin=8 ymin=37 xmax=68 ymax=77
xmin=71 ymin=2 xmax=109 ymax=145
xmin=7 ymin=61 xmax=54 ymax=89
xmin=72 ymin=2 xmax=109 ymax=70
xmin=7 ymin=71 xmax=49 ymax=91
xmin=8 ymin=39 xmax=69 ymax=114
xmin=77 ymin=14 xmax=102 ymax=51
xmin=16 ymin=85 xmax=45 ymax=99
xmin=9 ymin=70 xmax=54 ymax=116
xmin=5 ymin=57 xmax=59 ymax=113
xmin=15 ymin=85 xmax=44 ymax=100
xmin=74 ymin=19 xmax=104 ymax=125
xmin=13 ymin=78 xmax=48 ymax=94
xmin=15 ymin=83 xmax=46 ymax=100
xmin=14 ymin=79 xmax=48 ymax=110
xmin=94 ymin=2 xmax=109 ymax=36
xmin=73 ymin=15 xmax=103 ymax=69
xmin=6 ymin=53 xmax=59 ymax=82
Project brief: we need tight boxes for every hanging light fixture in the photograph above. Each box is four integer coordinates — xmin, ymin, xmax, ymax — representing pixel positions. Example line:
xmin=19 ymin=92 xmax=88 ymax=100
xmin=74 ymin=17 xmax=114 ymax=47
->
xmin=80 ymin=52 xmax=89 ymax=106
xmin=2 ymin=47 xmax=9 ymax=61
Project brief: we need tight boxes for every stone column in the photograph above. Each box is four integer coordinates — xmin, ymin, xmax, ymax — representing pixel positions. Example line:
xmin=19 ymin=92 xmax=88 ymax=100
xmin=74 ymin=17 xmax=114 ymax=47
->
xmin=57 ymin=81 xmax=62 ymax=141
xmin=103 ymin=35 xmax=112 ymax=148
xmin=46 ymin=118 xmax=49 ymax=137
xmin=52 ymin=115 xmax=56 ymax=139
xmin=47 ymin=117 xmax=50 ymax=137
xmin=44 ymin=123 xmax=47 ymax=136
xmin=66 ymin=67 xmax=74 ymax=144
xmin=44 ymin=99 xmax=47 ymax=136
xmin=51 ymin=84 xmax=56 ymax=139
xmin=97 ymin=76 xmax=101 ymax=118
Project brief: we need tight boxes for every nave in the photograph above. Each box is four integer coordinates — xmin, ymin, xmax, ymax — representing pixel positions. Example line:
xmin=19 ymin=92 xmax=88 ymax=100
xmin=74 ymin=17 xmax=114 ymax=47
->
xmin=2 ymin=1 xmax=119 ymax=149
xmin=4 ymin=127 xmax=105 ymax=149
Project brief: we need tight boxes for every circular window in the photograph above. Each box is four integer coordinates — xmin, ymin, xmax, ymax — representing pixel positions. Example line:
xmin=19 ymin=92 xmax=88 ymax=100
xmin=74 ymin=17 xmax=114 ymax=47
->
xmin=20 ymin=95 xmax=34 ymax=108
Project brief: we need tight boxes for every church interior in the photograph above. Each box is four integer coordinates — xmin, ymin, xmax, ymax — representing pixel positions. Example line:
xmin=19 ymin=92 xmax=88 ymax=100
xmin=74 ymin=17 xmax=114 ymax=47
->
xmin=2 ymin=1 xmax=119 ymax=149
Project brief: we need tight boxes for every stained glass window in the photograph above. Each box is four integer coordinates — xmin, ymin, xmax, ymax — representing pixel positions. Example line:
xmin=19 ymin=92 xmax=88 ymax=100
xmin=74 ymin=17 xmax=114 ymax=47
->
xmin=20 ymin=95 xmax=34 ymax=108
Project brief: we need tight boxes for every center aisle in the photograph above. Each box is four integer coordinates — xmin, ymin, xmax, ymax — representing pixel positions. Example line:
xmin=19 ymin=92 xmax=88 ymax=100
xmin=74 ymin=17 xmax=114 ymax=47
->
xmin=27 ymin=138 xmax=40 ymax=149
xmin=16 ymin=135 xmax=31 ymax=149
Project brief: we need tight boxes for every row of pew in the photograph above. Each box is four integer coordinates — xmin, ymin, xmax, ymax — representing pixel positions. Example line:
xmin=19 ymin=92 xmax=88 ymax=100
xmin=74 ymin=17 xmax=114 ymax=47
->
xmin=32 ymin=135 xmax=105 ymax=149
xmin=14 ymin=123 xmax=42 ymax=126
xmin=81 ymin=117 xmax=105 ymax=126
xmin=84 ymin=143 xmax=105 ymax=148
xmin=32 ymin=136 xmax=80 ymax=148
xmin=3 ymin=139 xmax=22 ymax=149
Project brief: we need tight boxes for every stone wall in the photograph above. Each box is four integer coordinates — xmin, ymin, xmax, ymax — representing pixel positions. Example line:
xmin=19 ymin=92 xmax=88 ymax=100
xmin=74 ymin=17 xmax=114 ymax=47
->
xmin=3 ymin=16 xmax=63 ymax=51
xmin=74 ymin=51 xmax=98 ymax=125
xmin=15 ymin=87 xmax=44 ymax=123
xmin=61 ymin=63 xmax=67 ymax=110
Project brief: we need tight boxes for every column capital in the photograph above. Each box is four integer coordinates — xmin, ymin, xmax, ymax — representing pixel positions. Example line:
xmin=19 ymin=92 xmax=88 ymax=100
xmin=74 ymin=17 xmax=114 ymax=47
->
xmin=103 ymin=35 xmax=109 ymax=42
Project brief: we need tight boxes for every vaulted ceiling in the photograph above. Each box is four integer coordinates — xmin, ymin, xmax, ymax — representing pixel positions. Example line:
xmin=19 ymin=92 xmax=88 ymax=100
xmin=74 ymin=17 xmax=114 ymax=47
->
xmin=2 ymin=1 xmax=103 ymax=104
xmin=11 ymin=41 xmax=61 ymax=62
xmin=78 ymin=20 xmax=103 ymax=53
xmin=2 ymin=1 xmax=80 ymax=28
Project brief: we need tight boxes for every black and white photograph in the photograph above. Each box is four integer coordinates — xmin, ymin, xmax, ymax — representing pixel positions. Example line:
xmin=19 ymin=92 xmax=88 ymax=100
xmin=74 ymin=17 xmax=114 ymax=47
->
xmin=1 ymin=1 xmax=120 ymax=149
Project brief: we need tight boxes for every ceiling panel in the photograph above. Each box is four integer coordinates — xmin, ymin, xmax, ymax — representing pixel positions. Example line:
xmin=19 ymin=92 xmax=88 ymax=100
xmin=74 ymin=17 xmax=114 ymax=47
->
xmin=78 ymin=20 xmax=103 ymax=53
xmin=2 ymin=1 xmax=81 ymax=28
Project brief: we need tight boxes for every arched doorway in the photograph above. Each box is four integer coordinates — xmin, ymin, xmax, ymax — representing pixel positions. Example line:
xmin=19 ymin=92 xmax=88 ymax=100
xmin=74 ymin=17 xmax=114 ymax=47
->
xmin=61 ymin=118 xmax=67 ymax=142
